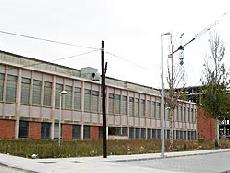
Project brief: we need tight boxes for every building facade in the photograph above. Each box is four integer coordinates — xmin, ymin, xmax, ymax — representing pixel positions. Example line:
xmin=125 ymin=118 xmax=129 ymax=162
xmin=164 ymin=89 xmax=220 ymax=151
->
xmin=0 ymin=50 xmax=197 ymax=140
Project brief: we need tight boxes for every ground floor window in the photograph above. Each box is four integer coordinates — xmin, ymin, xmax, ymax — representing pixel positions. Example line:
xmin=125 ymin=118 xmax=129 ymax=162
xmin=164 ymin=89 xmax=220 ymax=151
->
xmin=72 ymin=125 xmax=81 ymax=139
xmin=19 ymin=121 xmax=29 ymax=138
xmin=129 ymin=127 xmax=134 ymax=139
xmin=83 ymin=125 xmax=90 ymax=139
xmin=41 ymin=122 xmax=51 ymax=139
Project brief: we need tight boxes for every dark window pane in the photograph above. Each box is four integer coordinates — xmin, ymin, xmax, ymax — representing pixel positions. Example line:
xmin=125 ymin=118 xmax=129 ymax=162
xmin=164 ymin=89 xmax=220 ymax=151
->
xmin=83 ymin=125 xmax=90 ymax=139
xmin=72 ymin=125 xmax=81 ymax=139
xmin=19 ymin=121 xmax=28 ymax=138
xmin=129 ymin=127 xmax=134 ymax=139
xmin=41 ymin=122 xmax=51 ymax=139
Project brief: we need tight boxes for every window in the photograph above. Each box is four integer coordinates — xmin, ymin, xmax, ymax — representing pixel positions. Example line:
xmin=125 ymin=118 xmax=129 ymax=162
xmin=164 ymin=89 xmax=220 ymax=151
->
xmin=183 ymin=131 xmax=187 ymax=140
xmin=129 ymin=97 xmax=134 ymax=116
xmin=156 ymin=129 xmax=161 ymax=139
xmin=19 ymin=121 xmax=28 ymax=138
xmin=55 ymin=83 xmax=63 ymax=108
xmin=180 ymin=106 xmax=183 ymax=122
xmin=74 ymin=87 xmax=81 ymax=110
xmin=141 ymin=128 xmax=146 ymax=139
xmin=156 ymin=102 xmax=161 ymax=119
xmin=41 ymin=122 xmax=51 ymax=139
xmin=184 ymin=107 xmax=186 ymax=122
xmin=108 ymin=127 xmax=121 ymax=136
xmin=129 ymin=127 xmax=134 ymax=139
xmin=32 ymin=80 xmax=42 ymax=105
xmin=187 ymin=107 xmax=190 ymax=122
xmin=140 ymin=99 xmax=145 ymax=117
xmin=84 ymin=89 xmax=91 ymax=112
xmin=121 ymin=96 xmax=127 ymax=115
xmin=21 ymin=78 xmax=31 ymax=105
xmin=99 ymin=127 xmax=103 ymax=138
xmin=83 ymin=125 xmax=90 ymax=139
xmin=65 ymin=85 xmax=72 ymax=109
xmin=152 ymin=129 xmax=156 ymax=139
xmin=147 ymin=129 xmax=151 ymax=139
xmin=167 ymin=130 xmax=170 ymax=139
xmin=98 ymin=93 xmax=103 ymax=113
xmin=43 ymin=81 xmax=52 ymax=106
xmin=135 ymin=98 xmax=139 ymax=117
xmin=146 ymin=100 xmax=151 ymax=117
xmin=121 ymin=127 xmax=127 ymax=136
xmin=108 ymin=93 xmax=114 ymax=114
xmin=0 ymin=73 xmax=4 ymax=101
xmin=6 ymin=75 xmax=17 ymax=102
xmin=176 ymin=130 xmax=179 ymax=140
xmin=176 ymin=106 xmax=179 ymax=121
xmin=135 ymin=128 xmax=140 ymax=139
xmin=114 ymin=94 xmax=121 ymax=115
xmin=151 ymin=101 xmax=156 ymax=118
xmin=91 ymin=90 xmax=99 ymax=112
xmin=72 ymin=125 xmax=81 ymax=139
xmin=180 ymin=131 xmax=183 ymax=140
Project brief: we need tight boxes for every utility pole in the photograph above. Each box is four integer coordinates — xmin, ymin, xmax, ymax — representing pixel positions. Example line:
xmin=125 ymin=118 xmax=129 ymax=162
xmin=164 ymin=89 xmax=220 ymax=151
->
xmin=101 ymin=40 xmax=107 ymax=158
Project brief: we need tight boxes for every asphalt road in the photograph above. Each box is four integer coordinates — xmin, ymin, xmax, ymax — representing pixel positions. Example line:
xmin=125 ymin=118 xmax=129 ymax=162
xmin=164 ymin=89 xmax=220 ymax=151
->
xmin=0 ymin=165 xmax=27 ymax=173
xmin=120 ymin=151 xmax=230 ymax=173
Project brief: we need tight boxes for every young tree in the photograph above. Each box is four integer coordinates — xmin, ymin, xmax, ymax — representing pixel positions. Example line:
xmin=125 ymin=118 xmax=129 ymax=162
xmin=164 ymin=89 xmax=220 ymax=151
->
xmin=201 ymin=33 xmax=230 ymax=145
xmin=166 ymin=35 xmax=185 ymax=150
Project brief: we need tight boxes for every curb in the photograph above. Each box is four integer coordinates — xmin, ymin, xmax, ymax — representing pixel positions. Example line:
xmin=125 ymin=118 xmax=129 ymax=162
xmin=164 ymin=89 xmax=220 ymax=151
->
xmin=0 ymin=162 xmax=39 ymax=173
xmin=112 ymin=149 xmax=230 ymax=162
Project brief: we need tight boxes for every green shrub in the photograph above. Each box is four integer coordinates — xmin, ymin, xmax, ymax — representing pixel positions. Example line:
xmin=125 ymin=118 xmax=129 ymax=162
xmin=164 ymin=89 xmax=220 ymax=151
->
xmin=0 ymin=139 xmax=229 ymax=158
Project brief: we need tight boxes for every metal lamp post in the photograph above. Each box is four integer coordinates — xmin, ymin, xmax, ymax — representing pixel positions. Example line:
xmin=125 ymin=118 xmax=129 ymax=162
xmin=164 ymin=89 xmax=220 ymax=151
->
xmin=161 ymin=32 xmax=171 ymax=158
xmin=59 ymin=90 xmax=68 ymax=146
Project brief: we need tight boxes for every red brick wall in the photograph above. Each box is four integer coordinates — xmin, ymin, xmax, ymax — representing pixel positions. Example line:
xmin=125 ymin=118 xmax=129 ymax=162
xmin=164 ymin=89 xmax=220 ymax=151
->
xmin=28 ymin=122 xmax=41 ymax=139
xmin=62 ymin=124 xmax=72 ymax=141
xmin=197 ymin=107 xmax=216 ymax=140
xmin=91 ymin=126 xmax=99 ymax=140
xmin=0 ymin=119 xmax=16 ymax=139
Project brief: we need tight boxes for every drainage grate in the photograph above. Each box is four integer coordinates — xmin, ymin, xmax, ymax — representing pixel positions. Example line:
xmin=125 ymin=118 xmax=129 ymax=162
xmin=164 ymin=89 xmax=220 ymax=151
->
xmin=38 ymin=161 xmax=56 ymax=164
xmin=72 ymin=161 xmax=81 ymax=163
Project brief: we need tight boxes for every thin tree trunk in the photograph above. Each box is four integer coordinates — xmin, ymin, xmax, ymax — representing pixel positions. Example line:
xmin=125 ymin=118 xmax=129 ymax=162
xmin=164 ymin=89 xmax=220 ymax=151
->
xmin=169 ymin=109 xmax=174 ymax=150
xmin=216 ymin=117 xmax=220 ymax=147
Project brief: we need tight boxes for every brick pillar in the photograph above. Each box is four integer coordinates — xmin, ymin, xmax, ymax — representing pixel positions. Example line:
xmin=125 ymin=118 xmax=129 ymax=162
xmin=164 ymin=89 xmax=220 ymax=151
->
xmin=62 ymin=124 xmax=72 ymax=141
xmin=197 ymin=107 xmax=216 ymax=140
xmin=0 ymin=119 xmax=16 ymax=139
xmin=28 ymin=122 xmax=41 ymax=139
xmin=91 ymin=126 xmax=99 ymax=140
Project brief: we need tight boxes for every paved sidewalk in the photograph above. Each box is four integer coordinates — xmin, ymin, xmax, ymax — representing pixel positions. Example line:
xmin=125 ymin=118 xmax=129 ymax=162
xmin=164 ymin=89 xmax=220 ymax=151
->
xmin=0 ymin=149 xmax=230 ymax=173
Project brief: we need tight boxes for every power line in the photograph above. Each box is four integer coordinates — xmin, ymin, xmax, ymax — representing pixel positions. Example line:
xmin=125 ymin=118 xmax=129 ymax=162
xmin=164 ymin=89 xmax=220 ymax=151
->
xmin=0 ymin=30 xmax=99 ymax=50
xmin=105 ymin=51 xmax=150 ymax=70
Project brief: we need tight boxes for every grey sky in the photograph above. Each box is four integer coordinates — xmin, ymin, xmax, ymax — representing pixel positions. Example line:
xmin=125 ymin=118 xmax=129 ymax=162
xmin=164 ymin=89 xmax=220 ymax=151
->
xmin=0 ymin=0 xmax=230 ymax=88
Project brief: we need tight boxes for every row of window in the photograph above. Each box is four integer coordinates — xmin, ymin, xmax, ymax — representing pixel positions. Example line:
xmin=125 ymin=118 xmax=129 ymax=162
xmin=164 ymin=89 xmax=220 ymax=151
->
xmin=18 ymin=121 xmax=94 ymax=139
xmin=0 ymin=73 xmax=196 ymax=122
xmin=18 ymin=121 xmax=196 ymax=140
xmin=128 ymin=128 xmax=196 ymax=140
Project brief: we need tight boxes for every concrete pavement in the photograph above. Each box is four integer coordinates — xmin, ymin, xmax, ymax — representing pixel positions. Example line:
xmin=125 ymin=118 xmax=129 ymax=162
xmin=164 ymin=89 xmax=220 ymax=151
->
xmin=0 ymin=149 xmax=230 ymax=173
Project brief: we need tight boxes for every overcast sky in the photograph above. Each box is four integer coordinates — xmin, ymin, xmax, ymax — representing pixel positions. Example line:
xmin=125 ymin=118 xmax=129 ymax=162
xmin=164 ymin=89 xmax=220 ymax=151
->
xmin=0 ymin=0 xmax=230 ymax=88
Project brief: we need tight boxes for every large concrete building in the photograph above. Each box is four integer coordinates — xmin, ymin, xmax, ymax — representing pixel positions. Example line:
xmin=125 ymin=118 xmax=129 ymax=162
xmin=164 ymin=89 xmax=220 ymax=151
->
xmin=0 ymin=50 xmax=197 ymax=140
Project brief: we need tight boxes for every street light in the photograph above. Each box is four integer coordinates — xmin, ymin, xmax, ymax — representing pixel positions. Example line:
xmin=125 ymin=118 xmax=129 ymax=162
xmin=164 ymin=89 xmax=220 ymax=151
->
xmin=59 ymin=90 xmax=68 ymax=146
xmin=161 ymin=32 xmax=171 ymax=158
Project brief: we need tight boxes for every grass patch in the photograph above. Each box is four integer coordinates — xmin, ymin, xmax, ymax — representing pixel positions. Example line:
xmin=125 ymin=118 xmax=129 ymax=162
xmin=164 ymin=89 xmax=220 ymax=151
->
xmin=0 ymin=139 xmax=229 ymax=158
